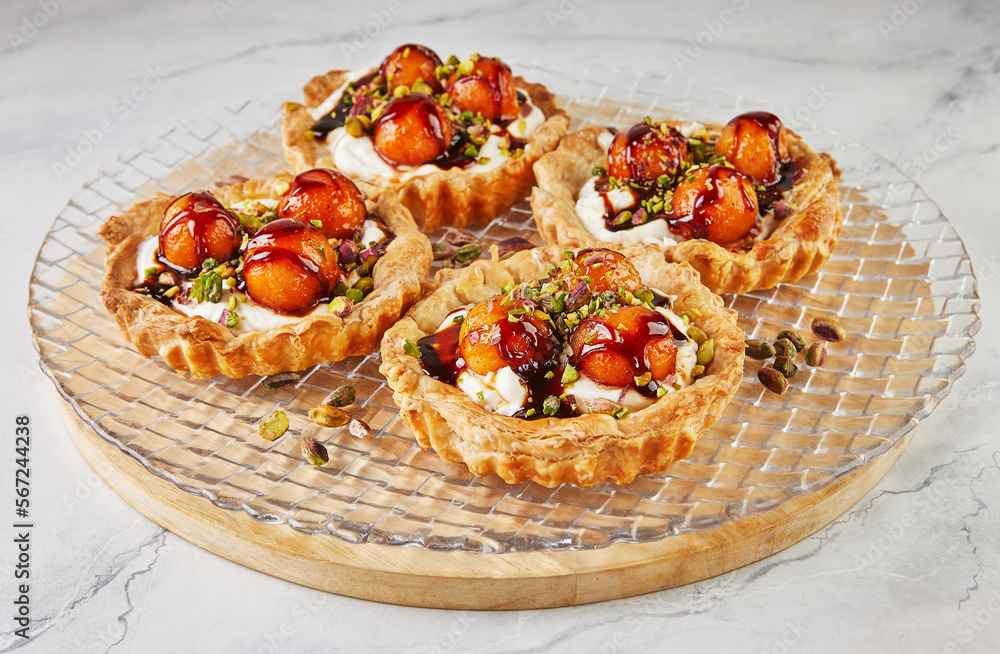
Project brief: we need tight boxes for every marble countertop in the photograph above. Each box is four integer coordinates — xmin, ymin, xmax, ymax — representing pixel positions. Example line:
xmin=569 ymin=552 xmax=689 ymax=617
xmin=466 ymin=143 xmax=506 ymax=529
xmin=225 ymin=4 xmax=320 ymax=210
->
xmin=2 ymin=0 xmax=999 ymax=651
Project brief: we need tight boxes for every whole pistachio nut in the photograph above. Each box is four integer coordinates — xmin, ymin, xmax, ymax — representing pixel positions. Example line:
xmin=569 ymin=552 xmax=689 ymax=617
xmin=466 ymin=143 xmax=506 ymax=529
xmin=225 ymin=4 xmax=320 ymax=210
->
xmin=745 ymin=339 xmax=777 ymax=360
xmin=258 ymin=409 xmax=289 ymax=441
xmin=495 ymin=237 xmax=534 ymax=260
xmin=309 ymin=405 xmax=351 ymax=428
xmin=261 ymin=371 xmax=300 ymax=390
xmin=776 ymin=329 xmax=806 ymax=353
xmin=772 ymin=356 xmax=799 ymax=379
xmin=322 ymin=385 xmax=356 ymax=408
xmin=758 ymin=367 xmax=788 ymax=394
xmin=806 ymin=341 xmax=828 ymax=367
xmin=327 ymin=296 xmax=354 ymax=318
xmin=431 ymin=242 xmax=456 ymax=261
xmin=773 ymin=337 xmax=798 ymax=359
xmin=452 ymin=242 xmax=483 ymax=264
xmin=443 ymin=227 xmax=479 ymax=247
xmin=301 ymin=437 xmax=329 ymax=466
xmin=811 ymin=316 xmax=846 ymax=342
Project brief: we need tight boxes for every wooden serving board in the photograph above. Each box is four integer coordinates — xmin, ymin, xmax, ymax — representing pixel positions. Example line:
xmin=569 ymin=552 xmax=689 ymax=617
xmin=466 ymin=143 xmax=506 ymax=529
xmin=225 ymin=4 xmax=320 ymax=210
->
xmin=61 ymin=402 xmax=912 ymax=610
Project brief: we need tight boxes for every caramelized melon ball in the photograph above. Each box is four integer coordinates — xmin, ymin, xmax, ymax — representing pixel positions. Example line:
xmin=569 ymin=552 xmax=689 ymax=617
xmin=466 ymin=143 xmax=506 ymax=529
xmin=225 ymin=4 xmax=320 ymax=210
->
xmin=569 ymin=306 xmax=677 ymax=387
xmin=552 ymin=248 xmax=643 ymax=296
xmin=373 ymin=93 xmax=454 ymax=166
xmin=607 ymin=123 xmax=689 ymax=183
xmin=276 ymin=168 xmax=367 ymax=239
xmin=671 ymin=165 xmax=758 ymax=244
xmin=380 ymin=43 xmax=444 ymax=93
xmin=242 ymin=219 xmax=341 ymax=314
xmin=158 ymin=192 xmax=241 ymax=273
xmin=458 ymin=296 xmax=559 ymax=377
xmin=714 ymin=111 xmax=789 ymax=184
xmin=446 ymin=57 xmax=519 ymax=121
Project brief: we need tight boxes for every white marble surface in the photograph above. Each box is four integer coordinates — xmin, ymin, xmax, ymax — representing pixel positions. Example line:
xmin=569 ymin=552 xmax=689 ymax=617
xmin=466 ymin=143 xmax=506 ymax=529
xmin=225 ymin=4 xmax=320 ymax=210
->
xmin=2 ymin=0 xmax=999 ymax=651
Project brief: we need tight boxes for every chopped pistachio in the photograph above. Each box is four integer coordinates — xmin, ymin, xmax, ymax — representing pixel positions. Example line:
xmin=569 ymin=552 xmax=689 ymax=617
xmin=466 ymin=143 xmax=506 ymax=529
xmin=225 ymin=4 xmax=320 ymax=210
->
xmin=403 ymin=338 xmax=421 ymax=359
xmin=542 ymin=395 xmax=560 ymax=416
xmin=561 ymin=365 xmax=579 ymax=385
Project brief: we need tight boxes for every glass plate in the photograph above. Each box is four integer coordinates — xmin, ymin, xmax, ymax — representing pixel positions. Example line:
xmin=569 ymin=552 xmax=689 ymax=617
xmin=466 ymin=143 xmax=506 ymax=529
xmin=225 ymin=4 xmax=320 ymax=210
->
xmin=29 ymin=65 xmax=980 ymax=554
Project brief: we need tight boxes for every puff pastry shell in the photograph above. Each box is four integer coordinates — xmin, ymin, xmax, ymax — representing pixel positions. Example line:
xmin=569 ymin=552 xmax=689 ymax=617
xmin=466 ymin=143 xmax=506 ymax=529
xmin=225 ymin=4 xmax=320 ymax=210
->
xmin=531 ymin=124 xmax=843 ymax=294
xmin=99 ymin=174 xmax=431 ymax=379
xmin=281 ymin=70 xmax=570 ymax=231
xmin=379 ymin=245 xmax=744 ymax=488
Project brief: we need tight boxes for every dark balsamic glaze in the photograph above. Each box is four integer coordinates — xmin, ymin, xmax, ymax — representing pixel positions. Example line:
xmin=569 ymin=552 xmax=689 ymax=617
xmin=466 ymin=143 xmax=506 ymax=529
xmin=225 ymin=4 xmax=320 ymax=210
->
xmin=417 ymin=323 xmax=464 ymax=386
xmin=571 ymin=311 xmax=676 ymax=398
xmin=238 ymin=219 xmax=336 ymax=316
xmin=730 ymin=111 xmax=784 ymax=182
xmin=416 ymin=318 xmax=579 ymax=420
xmin=311 ymin=67 xmax=530 ymax=171
xmin=310 ymin=71 xmax=378 ymax=141
xmin=133 ymin=281 xmax=175 ymax=305
xmin=157 ymin=192 xmax=239 ymax=275
xmin=668 ymin=166 xmax=758 ymax=241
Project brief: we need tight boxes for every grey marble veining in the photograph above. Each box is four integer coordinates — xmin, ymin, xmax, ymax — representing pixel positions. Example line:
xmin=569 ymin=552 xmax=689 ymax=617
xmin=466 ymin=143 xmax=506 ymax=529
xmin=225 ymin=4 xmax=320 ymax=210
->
xmin=2 ymin=0 xmax=999 ymax=652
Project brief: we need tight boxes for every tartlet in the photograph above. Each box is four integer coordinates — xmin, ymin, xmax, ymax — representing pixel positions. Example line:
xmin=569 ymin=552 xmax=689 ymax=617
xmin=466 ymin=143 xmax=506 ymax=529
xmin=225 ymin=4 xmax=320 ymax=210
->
xmin=100 ymin=171 xmax=431 ymax=379
xmin=281 ymin=44 xmax=570 ymax=231
xmin=379 ymin=245 xmax=744 ymax=488
xmin=531 ymin=114 xmax=843 ymax=294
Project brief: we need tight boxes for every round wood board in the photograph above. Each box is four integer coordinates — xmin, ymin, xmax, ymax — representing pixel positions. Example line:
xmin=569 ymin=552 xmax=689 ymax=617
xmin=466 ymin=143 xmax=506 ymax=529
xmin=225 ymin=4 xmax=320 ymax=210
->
xmin=60 ymin=401 xmax=913 ymax=610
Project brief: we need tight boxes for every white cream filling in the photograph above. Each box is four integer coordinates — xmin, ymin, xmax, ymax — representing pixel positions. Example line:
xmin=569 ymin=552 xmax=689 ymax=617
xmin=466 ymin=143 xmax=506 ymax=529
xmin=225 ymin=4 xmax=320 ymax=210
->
xmin=574 ymin=177 xmax=679 ymax=247
xmin=458 ymin=366 xmax=528 ymax=417
xmin=576 ymin=130 xmax=679 ymax=247
xmin=310 ymin=68 xmax=375 ymax=120
xmin=229 ymin=198 xmax=279 ymax=214
xmin=359 ymin=219 xmax=387 ymax=247
xmin=319 ymin=92 xmax=545 ymax=183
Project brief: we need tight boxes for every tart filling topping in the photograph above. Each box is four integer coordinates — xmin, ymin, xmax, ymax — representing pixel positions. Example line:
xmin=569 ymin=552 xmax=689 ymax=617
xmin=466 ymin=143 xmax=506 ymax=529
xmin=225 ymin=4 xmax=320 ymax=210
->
xmin=132 ymin=168 xmax=394 ymax=333
xmin=411 ymin=248 xmax=709 ymax=419
xmin=575 ymin=112 xmax=803 ymax=248
xmin=307 ymin=44 xmax=546 ymax=183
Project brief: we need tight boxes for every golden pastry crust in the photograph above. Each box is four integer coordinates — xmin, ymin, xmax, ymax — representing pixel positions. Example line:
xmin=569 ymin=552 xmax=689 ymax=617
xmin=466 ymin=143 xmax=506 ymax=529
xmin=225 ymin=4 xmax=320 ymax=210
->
xmin=99 ymin=174 xmax=432 ymax=379
xmin=379 ymin=245 xmax=744 ymax=488
xmin=281 ymin=70 xmax=570 ymax=231
xmin=531 ymin=123 xmax=843 ymax=294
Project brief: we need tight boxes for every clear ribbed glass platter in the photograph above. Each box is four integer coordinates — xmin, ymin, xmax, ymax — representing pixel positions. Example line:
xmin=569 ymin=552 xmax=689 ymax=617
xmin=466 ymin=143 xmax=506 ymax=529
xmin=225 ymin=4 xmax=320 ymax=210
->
xmin=29 ymin=65 xmax=980 ymax=553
